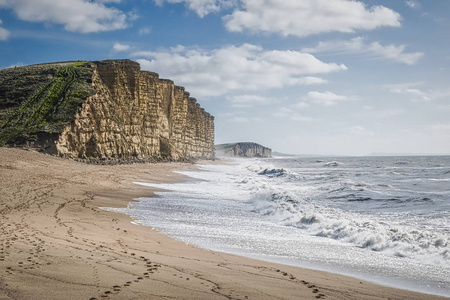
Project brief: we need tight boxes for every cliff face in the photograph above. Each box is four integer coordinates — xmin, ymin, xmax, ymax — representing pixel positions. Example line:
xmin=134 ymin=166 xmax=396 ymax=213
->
xmin=0 ymin=60 xmax=215 ymax=162
xmin=215 ymin=142 xmax=271 ymax=158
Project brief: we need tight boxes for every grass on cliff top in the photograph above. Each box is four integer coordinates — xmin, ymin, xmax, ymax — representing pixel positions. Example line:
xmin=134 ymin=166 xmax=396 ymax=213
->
xmin=0 ymin=61 xmax=95 ymax=146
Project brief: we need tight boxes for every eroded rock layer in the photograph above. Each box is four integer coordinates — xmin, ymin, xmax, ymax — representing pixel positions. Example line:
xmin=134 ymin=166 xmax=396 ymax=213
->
xmin=0 ymin=60 xmax=215 ymax=161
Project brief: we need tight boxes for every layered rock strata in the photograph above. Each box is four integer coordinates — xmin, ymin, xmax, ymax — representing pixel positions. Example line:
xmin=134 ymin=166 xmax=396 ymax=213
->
xmin=215 ymin=142 xmax=271 ymax=158
xmin=0 ymin=60 xmax=215 ymax=162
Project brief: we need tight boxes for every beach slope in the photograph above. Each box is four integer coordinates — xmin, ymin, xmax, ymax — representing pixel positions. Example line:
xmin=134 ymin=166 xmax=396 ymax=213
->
xmin=0 ymin=148 xmax=447 ymax=300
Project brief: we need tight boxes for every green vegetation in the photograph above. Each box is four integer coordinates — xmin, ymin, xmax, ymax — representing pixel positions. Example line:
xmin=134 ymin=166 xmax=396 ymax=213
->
xmin=0 ymin=62 xmax=96 ymax=146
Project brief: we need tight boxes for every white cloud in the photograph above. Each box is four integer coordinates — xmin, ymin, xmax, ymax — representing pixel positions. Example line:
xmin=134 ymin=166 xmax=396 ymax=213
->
xmin=294 ymin=77 xmax=328 ymax=85
xmin=226 ymin=116 xmax=261 ymax=123
xmin=154 ymin=0 xmax=236 ymax=17
xmin=290 ymin=114 xmax=314 ymax=122
xmin=113 ymin=42 xmax=130 ymax=52
xmin=228 ymin=117 xmax=249 ymax=123
xmin=403 ymin=89 xmax=431 ymax=101
xmin=227 ymin=95 xmax=276 ymax=107
xmin=303 ymin=37 xmax=365 ymax=54
xmin=127 ymin=10 xmax=140 ymax=21
xmin=133 ymin=43 xmax=346 ymax=98
xmin=95 ymin=0 xmax=122 ymax=3
xmin=384 ymin=82 xmax=431 ymax=101
xmin=303 ymin=37 xmax=424 ymax=65
xmin=303 ymin=91 xmax=349 ymax=106
xmin=368 ymin=42 xmax=423 ymax=65
xmin=139 ymin=27 xmax=152 ymax=35
xmin=273 ymin=107 xmax=315 ymax=122
xmin=0 ymin=19 xmax=10 ymax=41
xmin=390 ymin=87 xmax=431 ymax=101
xmin=406 ymin=0 xmax=420 ymax=9
xmin=296 ymin=102 xmax=310 ymax=108
xmin=273 ymin=107 xmax=293 ymax=117
xmin=224 ymin=0 xmax=401 ymax=38
xmin=0 ymin=0 xmax=128 ymax=33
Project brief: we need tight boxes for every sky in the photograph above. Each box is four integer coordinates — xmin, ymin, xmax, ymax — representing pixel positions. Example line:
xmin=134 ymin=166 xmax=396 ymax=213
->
xmin=1 ymin=0 xmax=449 ymax=156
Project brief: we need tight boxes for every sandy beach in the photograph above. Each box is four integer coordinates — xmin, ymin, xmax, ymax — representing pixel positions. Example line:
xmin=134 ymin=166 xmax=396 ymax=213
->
xmin=0 ymin=147 xmax=447 ymax=300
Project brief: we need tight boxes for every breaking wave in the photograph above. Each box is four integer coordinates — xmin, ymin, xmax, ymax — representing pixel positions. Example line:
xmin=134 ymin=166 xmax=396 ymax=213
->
xmin=243 ymin=158 xmax=450 ymax=267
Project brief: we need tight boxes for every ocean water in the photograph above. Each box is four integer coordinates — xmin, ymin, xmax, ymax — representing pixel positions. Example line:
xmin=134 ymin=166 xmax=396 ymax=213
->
xmin=107 ymin=156 xmax=450 ymax=297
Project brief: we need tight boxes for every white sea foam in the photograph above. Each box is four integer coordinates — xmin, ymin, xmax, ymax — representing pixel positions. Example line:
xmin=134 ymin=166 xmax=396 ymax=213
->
xmin=109 ymin=156 xmax=450 ymax=297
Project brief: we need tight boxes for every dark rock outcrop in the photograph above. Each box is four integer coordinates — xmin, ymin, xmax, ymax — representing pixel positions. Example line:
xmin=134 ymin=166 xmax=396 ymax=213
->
xmin=0 ymin=60 xmax=215 ymax=162
xmin=215 ymin=142 xmax=271 ymax=158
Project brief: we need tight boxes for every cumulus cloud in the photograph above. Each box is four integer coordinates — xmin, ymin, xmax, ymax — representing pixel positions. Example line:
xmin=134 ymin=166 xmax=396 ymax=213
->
xmin=303 ymin=37 xmax=423 ymax=65
xmin=224 ymin=0 xmax=401 ymax=38
xmin=154 ymin=0 xmax=236 ymax=17
xmin=113 ymin=42 xmax=130 ymax=52
xmin=0 ymin=19 xmax=10 ymax=41
xmin=0 ymin=0 xmax=128 ymax=33
xmin=133 ymin=43 xmax=346 ymax=97
xmin=155 ymin=0 xmax=401 ymax=37
xmin=302 ymin=91 xmax=349 ymax=106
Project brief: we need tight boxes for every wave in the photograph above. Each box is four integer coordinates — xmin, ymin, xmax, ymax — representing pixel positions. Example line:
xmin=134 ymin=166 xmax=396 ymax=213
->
xmin=258 ymin=168 xmax=287 ymax=177
xmin=246 ymin=189 xmax=449 ymax=267
xmin=323 ymin=161 xmax=341 ymax=167
xmin=237 ymin=158 xmax=449 ymax=267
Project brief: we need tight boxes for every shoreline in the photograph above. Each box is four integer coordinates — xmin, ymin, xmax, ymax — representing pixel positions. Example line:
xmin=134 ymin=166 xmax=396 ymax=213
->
xmin=0 ymin=147 xmax=448 ymax=300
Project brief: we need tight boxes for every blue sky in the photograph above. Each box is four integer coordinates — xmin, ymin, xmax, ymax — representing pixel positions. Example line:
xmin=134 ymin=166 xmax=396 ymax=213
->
xmin=1 ymin=0 xmax=449 ymax=155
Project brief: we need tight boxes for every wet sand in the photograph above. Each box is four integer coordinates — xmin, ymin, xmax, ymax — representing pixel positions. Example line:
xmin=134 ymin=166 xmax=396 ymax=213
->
xmin=0 ymin=147 xmax=447 ymax=300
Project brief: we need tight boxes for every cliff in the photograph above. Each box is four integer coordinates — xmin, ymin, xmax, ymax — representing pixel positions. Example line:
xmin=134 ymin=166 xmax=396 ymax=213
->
xmin=215 ymin=142 xmax=272 ymax=158
xmin=0 ymin=60 xmax=215 ymax=162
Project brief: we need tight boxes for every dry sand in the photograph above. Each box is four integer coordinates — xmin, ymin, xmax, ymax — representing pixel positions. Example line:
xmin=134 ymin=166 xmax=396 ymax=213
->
xmin=0 ymin=147 xmax=447 ymax=300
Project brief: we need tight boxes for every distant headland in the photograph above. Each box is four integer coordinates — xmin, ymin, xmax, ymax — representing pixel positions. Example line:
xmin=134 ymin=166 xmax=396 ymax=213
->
xmin=215 ymin=142 xmax=272 ymax=158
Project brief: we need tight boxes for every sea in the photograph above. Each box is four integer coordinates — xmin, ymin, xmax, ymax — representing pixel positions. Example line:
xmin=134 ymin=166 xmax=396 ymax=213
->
xmin=107 ymin=155 xmax=450 ymax=297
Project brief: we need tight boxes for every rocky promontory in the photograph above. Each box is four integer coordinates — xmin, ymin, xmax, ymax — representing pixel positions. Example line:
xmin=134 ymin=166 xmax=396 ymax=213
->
xmin=215 ymin=142 xmax=272 ymax=158
xmin=0 ymin=60 xmax=215 ymax=162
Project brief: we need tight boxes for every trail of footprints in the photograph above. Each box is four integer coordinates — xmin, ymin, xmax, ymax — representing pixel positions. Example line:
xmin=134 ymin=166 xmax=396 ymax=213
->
xmin=275 ymin=269 xmax=326 ymax=299
xmin=212 ymin=262 xmax=327 ymax=299
xmin=1 ymin=210 xmax=326 ymax=300
xmin=88 ymin=254 xmax=162 ymax=300
xmin=1 ymin=219 xmax=47 ymax=275
xmin=1 ymin=218 xmax=161 ymax=300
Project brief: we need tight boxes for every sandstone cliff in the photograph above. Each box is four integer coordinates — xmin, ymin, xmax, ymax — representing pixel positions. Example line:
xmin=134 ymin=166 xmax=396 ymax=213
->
xmin=215 ymin=142 xmax=271 ymax=158
xmin=0 ymin=60 xmax=215 ymax=162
